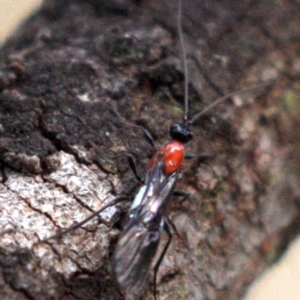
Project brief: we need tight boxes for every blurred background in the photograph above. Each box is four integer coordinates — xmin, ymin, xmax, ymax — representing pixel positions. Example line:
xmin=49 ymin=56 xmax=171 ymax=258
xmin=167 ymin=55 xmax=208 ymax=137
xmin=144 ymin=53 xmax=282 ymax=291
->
xmin=0 ymin=1 xmax=299 ymax=299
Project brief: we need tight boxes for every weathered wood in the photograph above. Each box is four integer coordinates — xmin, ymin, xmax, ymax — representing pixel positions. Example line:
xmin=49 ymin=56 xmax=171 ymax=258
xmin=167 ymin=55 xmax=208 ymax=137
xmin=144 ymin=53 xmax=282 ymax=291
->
xmin=0 ymin=0 xmax=299 ymax=299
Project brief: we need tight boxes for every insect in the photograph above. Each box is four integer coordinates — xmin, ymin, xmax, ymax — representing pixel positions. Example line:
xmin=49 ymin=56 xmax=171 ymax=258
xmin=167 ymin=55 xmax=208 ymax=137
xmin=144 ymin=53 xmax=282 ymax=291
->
xmin=45 ymin=0 xmax=268 ymax=299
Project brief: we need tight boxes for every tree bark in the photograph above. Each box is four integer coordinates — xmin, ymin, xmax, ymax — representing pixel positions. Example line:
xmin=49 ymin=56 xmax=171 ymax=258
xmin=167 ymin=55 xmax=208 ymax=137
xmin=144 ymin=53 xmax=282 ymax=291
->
xmin=0 ymin=0 xmax=299 ymax=299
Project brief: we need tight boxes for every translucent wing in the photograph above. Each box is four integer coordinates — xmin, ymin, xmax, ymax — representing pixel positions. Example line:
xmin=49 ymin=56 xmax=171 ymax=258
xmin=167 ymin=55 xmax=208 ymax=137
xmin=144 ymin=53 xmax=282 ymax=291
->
xmin=112 ymin=162 xmax=179 ymax=294
xmin=112 ymin=218 xmax=162 ymax=293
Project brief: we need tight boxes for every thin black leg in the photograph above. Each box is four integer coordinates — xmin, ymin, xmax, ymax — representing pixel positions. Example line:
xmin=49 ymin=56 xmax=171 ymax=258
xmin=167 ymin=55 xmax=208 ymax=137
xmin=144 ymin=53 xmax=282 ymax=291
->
xmin=173 ymin=190 xmax=189 ymax=204
xmin=185 ymin=153 xmax=213 ymax=163
xmin=126 ymin=125 xmax=158 ymax=183
xmin=153 ymin=220 xmax=173 ymax=300
xmin=185 ymin=152 xmax=197 ymax=159
xmin=142 ymin=127 xmax=157 ymax=151
xmin=126 ymin=153 xmax=144 ymax=183
xmin=43 ymin=195 xmax=129 ymax=242
xmin=166 ymin=216 xmax=180 ymax=239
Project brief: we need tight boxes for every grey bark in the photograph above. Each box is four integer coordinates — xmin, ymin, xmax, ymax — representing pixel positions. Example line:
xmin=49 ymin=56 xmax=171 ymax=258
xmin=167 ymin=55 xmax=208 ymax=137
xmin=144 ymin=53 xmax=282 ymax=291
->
xmin=0 ymin=0 xmax=299 ymax=299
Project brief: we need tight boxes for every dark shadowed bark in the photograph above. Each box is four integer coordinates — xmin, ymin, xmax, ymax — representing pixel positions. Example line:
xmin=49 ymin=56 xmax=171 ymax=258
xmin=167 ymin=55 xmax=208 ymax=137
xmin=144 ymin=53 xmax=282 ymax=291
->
xmin=0 ymin=0 xmax=299 ymax=299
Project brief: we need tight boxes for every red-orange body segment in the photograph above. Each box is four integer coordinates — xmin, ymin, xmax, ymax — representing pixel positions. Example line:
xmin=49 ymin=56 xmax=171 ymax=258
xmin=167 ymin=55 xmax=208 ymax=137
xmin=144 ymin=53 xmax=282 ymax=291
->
xmin=150 ymin=140 xmax=185 ymax=175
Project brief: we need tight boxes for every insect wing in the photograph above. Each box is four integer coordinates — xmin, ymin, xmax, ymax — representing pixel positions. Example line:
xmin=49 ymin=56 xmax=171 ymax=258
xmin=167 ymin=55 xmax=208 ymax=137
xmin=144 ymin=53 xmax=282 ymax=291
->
xmin=112 ymin=162 xmax=179 ymax=294
xmin=134 ymin=162 xmax=179 ymax=219
xmin=112 ymin=219 xmax=162 ymax=294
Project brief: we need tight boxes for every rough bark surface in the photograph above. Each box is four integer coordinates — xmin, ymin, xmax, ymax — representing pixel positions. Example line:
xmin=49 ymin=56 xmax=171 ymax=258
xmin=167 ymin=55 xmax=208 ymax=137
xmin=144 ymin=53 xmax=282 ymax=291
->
xmin=0 ymin=0 xmax=299 ymax=299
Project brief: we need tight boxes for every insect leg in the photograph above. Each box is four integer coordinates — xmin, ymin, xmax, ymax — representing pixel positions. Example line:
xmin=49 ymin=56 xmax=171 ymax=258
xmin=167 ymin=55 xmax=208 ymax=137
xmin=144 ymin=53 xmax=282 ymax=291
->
xmin=153 ymin=220 xmax=173 ymax=300
xmin=126 ymin=125 xmax=159 ymax=183
xmin=173 ymin=190 xmax=189 ymax=204
xmin=43 ymin=195 xmax=129 ymax=242
xmin=185 ymin=153 xmax=197 ymax=159
xmin=141 ymin=127 xmax=157 ymax=151
xmin=126 ymin=153 xmax=144 ymax=183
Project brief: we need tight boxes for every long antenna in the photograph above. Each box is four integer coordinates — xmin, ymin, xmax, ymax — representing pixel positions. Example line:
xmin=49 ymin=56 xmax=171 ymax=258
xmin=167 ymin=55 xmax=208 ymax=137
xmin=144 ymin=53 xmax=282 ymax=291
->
xmin=176 ymin=1 xmax=272 ymax=127
xmin=187 ymin=83 xmax=271 ymax=126
xmin=177 ymin=0 xmax=189 ymax=123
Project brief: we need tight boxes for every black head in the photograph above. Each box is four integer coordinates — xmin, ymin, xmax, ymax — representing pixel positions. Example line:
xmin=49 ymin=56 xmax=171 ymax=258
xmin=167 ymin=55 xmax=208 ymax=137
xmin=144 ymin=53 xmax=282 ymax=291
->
xmin=170 ymin=123 xmax=193 ymax=143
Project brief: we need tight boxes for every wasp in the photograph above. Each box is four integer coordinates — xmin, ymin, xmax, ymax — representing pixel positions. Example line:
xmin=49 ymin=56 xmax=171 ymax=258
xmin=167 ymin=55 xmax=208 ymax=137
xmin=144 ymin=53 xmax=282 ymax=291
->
xmin=45 ymin=0 xmax=268 ymax=298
